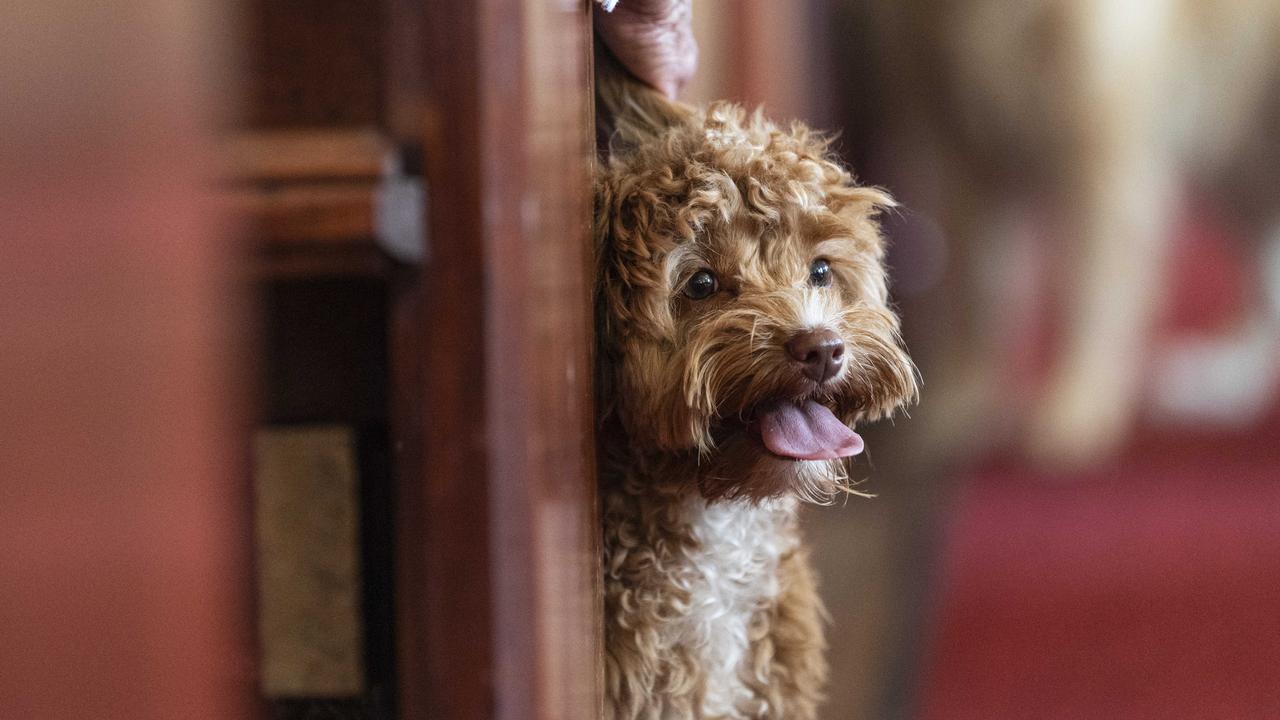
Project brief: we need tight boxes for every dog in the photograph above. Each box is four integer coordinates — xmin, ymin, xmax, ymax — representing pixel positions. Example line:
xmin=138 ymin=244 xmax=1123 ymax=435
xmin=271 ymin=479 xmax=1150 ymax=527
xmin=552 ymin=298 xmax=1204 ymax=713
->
xmin=853 ymin=0 xmax=1280 ymax=464
xmin=594 ymin=57 xmax=917 ymax=719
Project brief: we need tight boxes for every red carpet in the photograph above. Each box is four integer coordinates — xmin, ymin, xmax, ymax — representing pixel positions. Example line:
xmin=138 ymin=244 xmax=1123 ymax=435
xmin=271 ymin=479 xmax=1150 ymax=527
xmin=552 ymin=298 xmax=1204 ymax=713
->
xmin=915 ymin=198 xmax=1280 ymax=719
xmin=916 ymin=431 xmax=1280 ymax=719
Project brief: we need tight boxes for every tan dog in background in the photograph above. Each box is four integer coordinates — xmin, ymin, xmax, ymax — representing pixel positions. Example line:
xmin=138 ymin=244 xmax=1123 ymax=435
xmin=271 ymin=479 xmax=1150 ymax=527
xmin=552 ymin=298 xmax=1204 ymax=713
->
xmin=863 ymin=0 xmax=1280 ymax=463
xmin=594 ymin=58 xmax=916 ymax=719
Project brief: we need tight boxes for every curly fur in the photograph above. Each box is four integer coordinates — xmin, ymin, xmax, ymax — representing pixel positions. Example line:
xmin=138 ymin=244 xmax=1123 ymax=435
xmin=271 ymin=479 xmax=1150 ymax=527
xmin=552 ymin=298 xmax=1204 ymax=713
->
xmin=596 ymin=60 xmax=916 ymax=719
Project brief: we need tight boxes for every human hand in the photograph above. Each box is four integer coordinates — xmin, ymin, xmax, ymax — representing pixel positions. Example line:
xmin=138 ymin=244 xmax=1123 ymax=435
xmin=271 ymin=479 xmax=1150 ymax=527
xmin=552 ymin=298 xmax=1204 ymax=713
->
xmin=595 ymin=0 xmax=697 ymax=99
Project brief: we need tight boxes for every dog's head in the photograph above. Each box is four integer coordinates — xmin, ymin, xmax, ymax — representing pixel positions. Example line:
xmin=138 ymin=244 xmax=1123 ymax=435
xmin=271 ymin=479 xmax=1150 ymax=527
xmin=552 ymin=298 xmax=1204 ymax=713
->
xmin=595 ymin=80 xmax=916 ymax=503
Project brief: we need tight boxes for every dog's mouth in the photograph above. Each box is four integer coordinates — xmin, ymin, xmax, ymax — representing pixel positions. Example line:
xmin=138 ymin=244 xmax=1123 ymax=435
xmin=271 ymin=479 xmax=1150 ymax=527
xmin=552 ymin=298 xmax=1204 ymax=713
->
xmin=739 ymin=399 xmax=864 ymax=461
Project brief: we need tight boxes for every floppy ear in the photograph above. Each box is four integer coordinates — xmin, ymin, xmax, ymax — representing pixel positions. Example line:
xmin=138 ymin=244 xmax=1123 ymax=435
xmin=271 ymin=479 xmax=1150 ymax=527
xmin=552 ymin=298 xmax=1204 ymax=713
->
xmin=823 ymin=184 xmax=898 ymax=228
xmin=594 ymin=42 xmax=694 ymax=155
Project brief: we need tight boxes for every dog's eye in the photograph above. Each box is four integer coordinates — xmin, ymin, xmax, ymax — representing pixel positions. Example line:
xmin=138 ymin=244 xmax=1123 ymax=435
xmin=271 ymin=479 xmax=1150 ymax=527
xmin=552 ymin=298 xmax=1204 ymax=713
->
xmin=684 ymin=270 xmax=718 ymax=300
xmin=809 ymin=258 xmax=832 ymax=287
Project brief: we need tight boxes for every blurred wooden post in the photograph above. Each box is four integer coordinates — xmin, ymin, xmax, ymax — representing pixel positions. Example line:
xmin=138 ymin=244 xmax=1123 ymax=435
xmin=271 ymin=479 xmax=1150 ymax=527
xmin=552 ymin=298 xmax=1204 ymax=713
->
xmin=388 ymin=1 xmax=601 ymax=720
xmin=0 ymin=2 xmax=257 ymax=718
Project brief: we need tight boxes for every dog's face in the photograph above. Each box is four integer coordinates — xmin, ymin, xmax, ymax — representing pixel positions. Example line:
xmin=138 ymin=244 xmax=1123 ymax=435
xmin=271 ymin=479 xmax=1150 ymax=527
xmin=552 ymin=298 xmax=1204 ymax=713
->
xmin=597 ymin=101 xmax=916 ymax=502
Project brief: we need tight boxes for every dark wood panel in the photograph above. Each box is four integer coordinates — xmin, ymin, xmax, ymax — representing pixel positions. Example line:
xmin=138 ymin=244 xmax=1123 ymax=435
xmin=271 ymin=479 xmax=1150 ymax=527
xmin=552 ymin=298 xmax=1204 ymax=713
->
xmin=261 ymin=279 xmax=390 ymax=426
xmin=244 ymin=0 xmax=386 ymax=127
xmin=257 ymin=276 xmax=400 ymax=720
xmin=394 ymin=1 xmax=601 ymax=719
xmin=383 ymin=0 xmax=426 ymax=145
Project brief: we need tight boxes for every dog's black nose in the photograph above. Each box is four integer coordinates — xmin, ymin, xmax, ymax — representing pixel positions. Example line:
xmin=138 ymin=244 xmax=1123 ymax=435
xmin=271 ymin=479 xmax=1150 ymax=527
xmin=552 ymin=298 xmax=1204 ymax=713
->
xmin=786 ymin=329 xmax=845 ymax=384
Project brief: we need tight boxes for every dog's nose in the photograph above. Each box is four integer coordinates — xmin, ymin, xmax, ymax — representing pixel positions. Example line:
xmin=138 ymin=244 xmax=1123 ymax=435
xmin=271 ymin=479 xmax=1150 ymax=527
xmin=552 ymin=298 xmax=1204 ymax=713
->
xmin=786 ymin=329 xmax=845 ymax=384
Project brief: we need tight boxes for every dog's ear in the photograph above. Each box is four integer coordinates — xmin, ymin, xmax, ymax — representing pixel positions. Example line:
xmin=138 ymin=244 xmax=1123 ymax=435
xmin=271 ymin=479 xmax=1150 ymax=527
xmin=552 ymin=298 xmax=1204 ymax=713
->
xmin=831 ymin=185 xmax=897 ymax=218
xmin=594 ymin=42 xmax=694 ymax=156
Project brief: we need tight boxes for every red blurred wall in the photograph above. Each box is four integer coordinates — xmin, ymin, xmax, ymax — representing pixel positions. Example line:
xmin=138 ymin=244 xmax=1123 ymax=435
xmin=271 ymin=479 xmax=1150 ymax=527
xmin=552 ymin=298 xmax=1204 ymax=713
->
xmin=0 ymin=3 xmax=258 ymax=717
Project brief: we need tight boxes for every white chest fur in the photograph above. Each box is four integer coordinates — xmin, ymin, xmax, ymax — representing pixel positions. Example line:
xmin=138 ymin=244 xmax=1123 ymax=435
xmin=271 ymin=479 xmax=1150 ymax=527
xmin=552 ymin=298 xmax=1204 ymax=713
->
xmin=673 ymin=496 xmax=797 ymax=718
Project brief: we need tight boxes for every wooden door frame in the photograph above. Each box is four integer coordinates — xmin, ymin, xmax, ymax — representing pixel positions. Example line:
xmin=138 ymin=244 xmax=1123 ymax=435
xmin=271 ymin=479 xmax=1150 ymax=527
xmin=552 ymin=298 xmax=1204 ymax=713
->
xmin=391 ymin=2 xmax=601 ymax=719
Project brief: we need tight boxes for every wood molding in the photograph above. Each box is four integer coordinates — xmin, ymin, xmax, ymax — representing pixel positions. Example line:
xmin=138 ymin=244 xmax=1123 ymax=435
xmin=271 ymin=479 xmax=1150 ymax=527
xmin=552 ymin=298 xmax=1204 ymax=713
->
xmin=224 ymin=128 xmax=391 ymax=183
xmin=222 ymin=128 xmax=411 ymax=278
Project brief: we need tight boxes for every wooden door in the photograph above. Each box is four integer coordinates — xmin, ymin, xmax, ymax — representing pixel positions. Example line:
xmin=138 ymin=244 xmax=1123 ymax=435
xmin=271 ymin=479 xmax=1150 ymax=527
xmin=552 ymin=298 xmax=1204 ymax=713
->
xmin=391 ymin=2 xmax=602 ymax=720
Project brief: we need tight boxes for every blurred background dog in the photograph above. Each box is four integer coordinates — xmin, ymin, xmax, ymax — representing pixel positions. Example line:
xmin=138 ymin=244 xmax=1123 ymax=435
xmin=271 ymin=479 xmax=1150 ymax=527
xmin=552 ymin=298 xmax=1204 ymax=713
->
xmin=862 ymin=0 xmax=1280 ymax=466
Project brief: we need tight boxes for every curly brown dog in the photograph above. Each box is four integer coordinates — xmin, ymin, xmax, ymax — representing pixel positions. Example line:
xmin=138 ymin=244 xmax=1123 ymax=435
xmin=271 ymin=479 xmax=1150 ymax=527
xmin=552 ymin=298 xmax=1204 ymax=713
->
xmin=594 ymin=62 xmax=917 ymax=719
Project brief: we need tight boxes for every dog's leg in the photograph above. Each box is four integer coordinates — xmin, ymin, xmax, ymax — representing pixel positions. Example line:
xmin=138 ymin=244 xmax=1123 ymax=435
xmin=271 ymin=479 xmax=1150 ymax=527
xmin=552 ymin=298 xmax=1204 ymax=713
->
xmin=747 ymin=547 xmax=827 ymax=720
xmin=1028 ymin=153 xmax=1174 ymax=466
xmin=1026 ymin=0 xmax=1179 ymax=466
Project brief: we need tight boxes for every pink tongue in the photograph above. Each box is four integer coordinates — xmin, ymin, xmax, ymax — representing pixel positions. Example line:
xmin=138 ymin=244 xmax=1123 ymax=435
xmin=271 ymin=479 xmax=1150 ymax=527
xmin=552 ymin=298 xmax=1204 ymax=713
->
xmin=757 ymin=400 xmax=864 ymax=460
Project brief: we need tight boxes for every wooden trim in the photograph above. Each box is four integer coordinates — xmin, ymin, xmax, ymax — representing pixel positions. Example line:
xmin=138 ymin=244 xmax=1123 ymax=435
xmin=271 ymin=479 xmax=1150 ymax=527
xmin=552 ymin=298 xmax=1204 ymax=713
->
xmin=222 ymin=128 xmax=410 ymax=279
xmin=394 ymin=2 xmax=600 ymax=720
xmin=224 ymin=128 xmax=391 ymax=182
xmin=233 ymin=183 xmax=379 ymax=243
